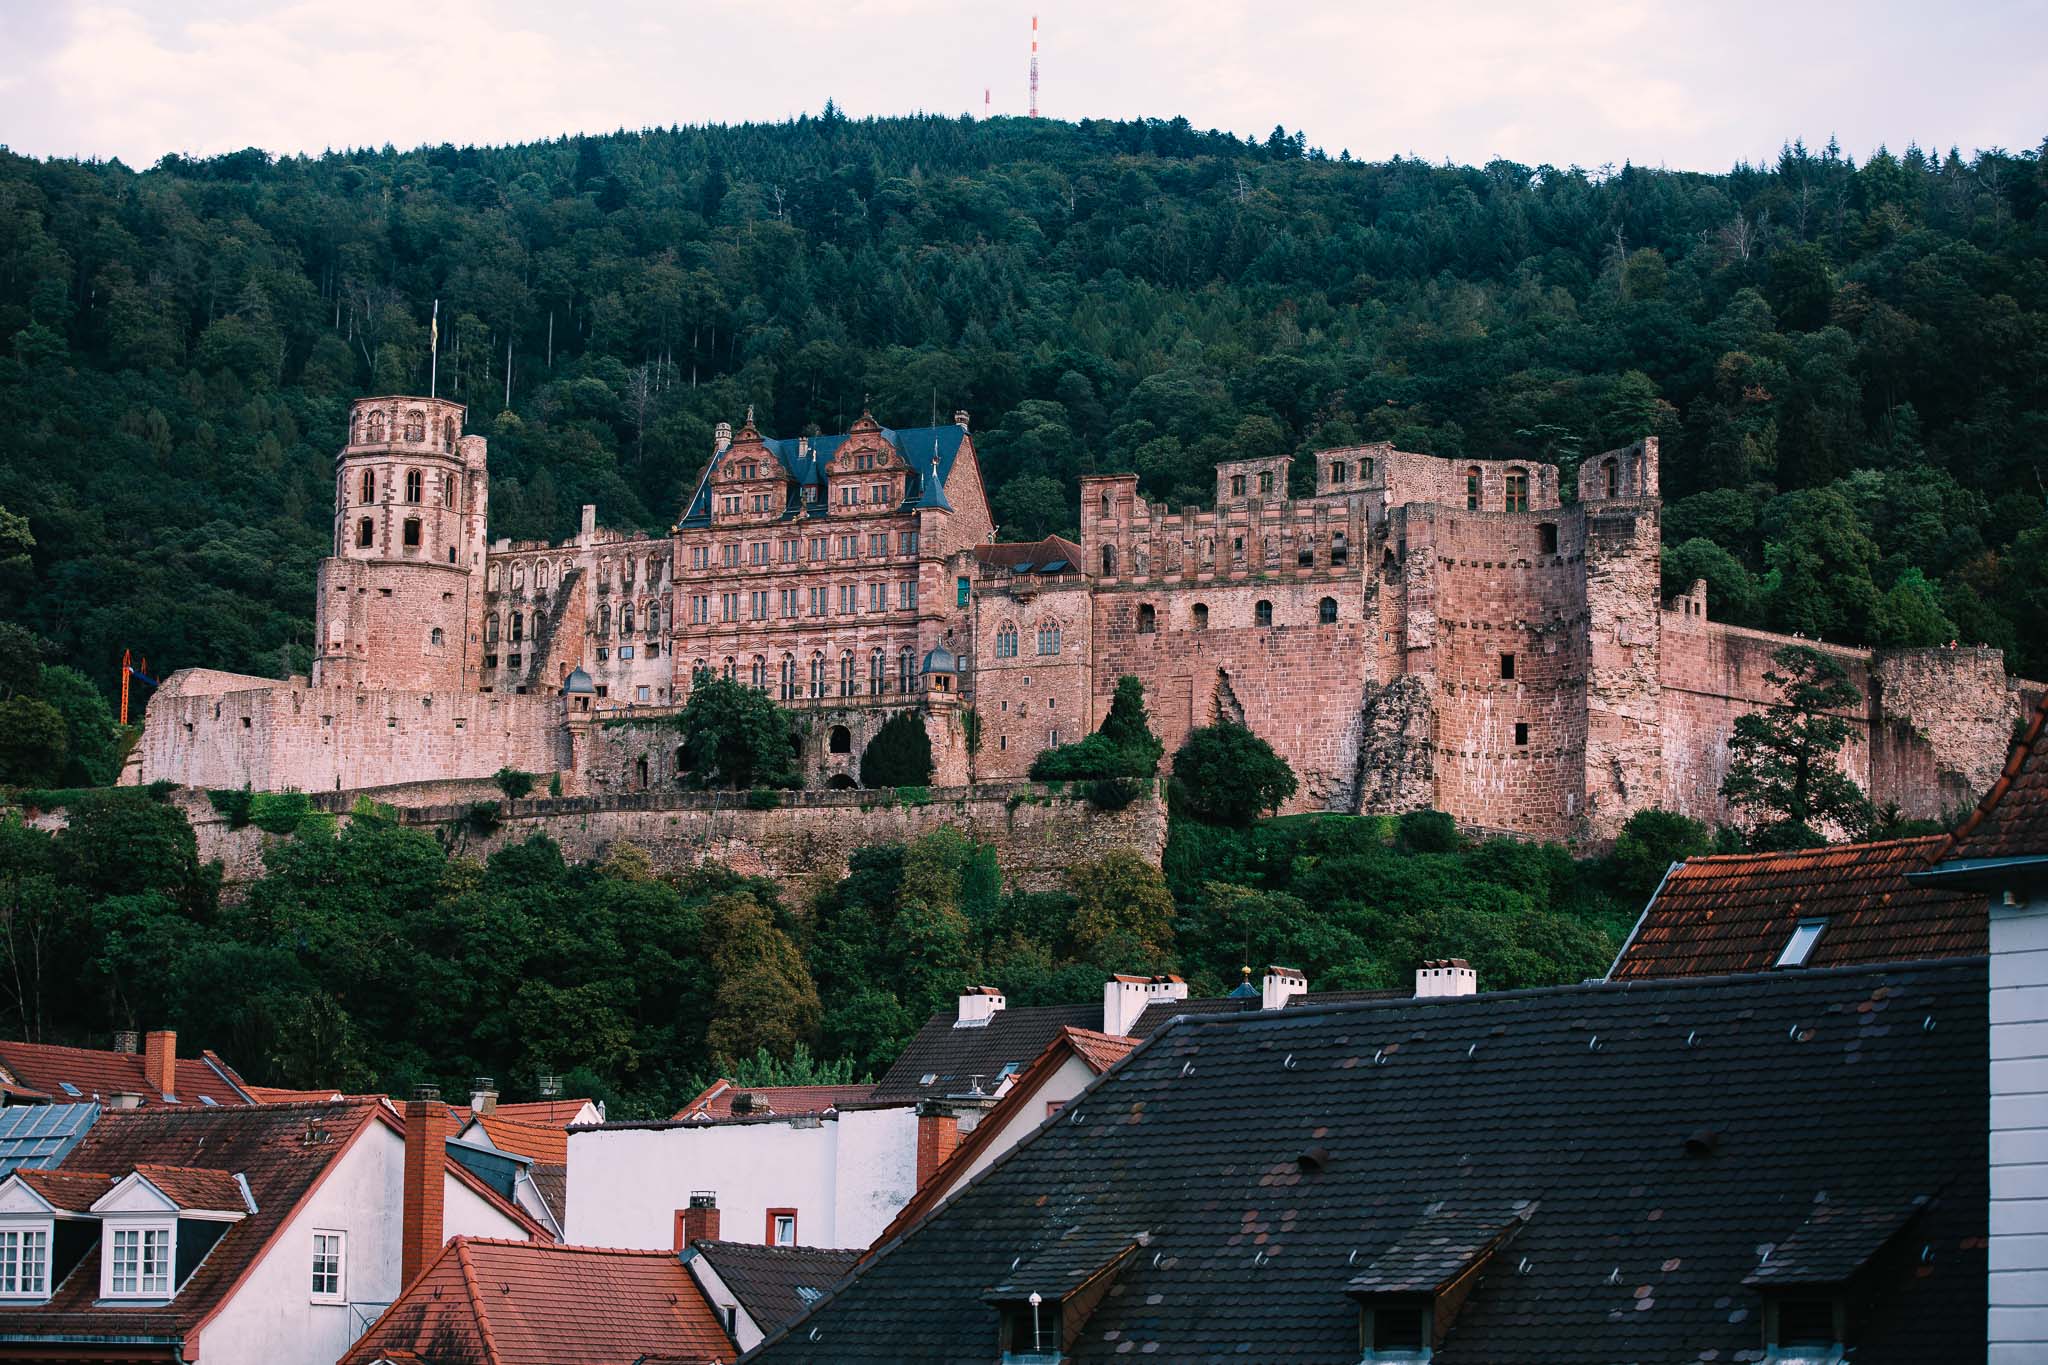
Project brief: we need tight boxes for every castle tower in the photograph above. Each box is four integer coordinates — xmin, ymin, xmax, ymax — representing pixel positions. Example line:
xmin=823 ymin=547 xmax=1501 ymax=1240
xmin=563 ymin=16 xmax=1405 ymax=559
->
xmin=313 ymin=396 xmax=488 ymax=691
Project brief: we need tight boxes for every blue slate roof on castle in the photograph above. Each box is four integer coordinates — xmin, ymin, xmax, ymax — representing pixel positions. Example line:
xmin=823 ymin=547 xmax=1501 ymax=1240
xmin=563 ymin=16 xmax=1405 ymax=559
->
xmin=679 ymin=419 xmax=967 ymax=527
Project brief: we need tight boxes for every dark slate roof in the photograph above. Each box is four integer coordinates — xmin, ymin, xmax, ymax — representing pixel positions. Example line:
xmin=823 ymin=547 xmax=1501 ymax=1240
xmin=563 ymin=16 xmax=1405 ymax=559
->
xmin=1126 ymin=988 xmax=1406 ymax=1039
xmin=1609 ymin=836 xmax=1984 ymax=979
xmin=974 ymin=535 xmax=1085 ymax=576
xmin=679 ymin=421 xmax=967 ymax=527
xmin=1743 ymin=1194 xmax=1929 ymax=1288
xmin=746 ymin=961 xmax=1988 ymax=1364
xmin=870 ymin=1003 xmax=1104 ymax=1103
xmin=984 ymin=1228 xmax=1138 ymax=1300
xmin=691 ymin=1241 xmax=862 ymax=1337
xmin=0 ymin=1101 xmax=97 ymax=1176
xmin=1935 ymin=688 xmax=2048 ymax=868
xmin=1345 ymin=1207 xmax=1525 ymax=1295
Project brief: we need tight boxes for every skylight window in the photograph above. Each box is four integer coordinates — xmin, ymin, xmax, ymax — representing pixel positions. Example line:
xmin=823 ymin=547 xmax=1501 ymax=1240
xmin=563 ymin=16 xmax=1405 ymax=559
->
xmin=998 ymin=1062 xmax=1022 ymax=1078
xmin=1776 ymin=919 xmax=1827 ymax=969
xmin=198 ymin=1095 xmax=218 ymax=1107
xmin=56 ymin=1084 xmax=79 ymax=1098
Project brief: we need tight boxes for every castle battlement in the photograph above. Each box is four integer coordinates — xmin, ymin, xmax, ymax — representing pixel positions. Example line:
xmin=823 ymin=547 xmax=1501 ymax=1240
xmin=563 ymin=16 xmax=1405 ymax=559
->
xmin=130 ymin=402 xmax=2033 ymax=845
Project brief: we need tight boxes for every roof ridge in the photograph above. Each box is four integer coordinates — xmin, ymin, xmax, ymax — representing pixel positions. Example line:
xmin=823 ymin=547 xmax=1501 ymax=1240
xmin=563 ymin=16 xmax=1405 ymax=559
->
xmin=453 ymin=1238 xmax=503 ymax=1365
xmin=1675 ymin=832 xmax=1947 ymax=865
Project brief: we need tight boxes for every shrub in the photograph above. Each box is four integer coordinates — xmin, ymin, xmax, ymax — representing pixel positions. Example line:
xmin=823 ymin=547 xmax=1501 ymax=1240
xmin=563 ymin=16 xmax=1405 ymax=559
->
xmin=1394 ymin=809 xmax=1460 ymax=854
xmin=745 ymin=787 xmax=782 ymax=811
xmin=207 ymin=788 xmax=255 ymax=828
xmin=248 ymin=790 xmax=313 ymax=834
xmin=894 ymin=786 xmax=932 ymax=807
xmin=1171 ymin=720 xmax=1297 ymax=825
xmin=1028 ymin=676 xmax=1163 ymax=782
xmin=860 ymin=711 xmax=933 ymax=788
xmin=493 ymin=767 xmax=535 ymax=800
xmin=466 ymin=801 xmax=502 ymax=834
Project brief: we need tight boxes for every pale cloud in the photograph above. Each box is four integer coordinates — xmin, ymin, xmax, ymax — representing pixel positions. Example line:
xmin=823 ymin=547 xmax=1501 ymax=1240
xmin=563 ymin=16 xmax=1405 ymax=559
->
xmin=2 ymin=0 xmax=2042 ymax=170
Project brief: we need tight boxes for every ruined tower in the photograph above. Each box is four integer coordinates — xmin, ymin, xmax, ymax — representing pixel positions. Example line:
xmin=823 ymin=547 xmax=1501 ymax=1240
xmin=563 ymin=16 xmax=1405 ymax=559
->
xmin=312 ymin=396 xmax=488 ymax=691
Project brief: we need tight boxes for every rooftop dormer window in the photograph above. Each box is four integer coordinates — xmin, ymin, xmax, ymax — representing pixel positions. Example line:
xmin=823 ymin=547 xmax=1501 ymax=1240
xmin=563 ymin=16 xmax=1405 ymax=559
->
xmin=0 ymin=1226 xmax=50 ymax=1299
xmin=1776 ymin=918 xmax=1826 ymax=968
xmin=105 ymin=1224 xmax=172 ymax=1298
xmin=1348 ymin=1206 xmax=1526 ymax=1363
xmin=985 ymin=1231 xmax=1139 ymax=1365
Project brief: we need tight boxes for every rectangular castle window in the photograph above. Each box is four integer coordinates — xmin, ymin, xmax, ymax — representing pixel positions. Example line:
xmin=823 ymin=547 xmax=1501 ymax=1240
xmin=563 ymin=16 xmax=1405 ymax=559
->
xmin=1500 ymin=653 xmax=1515 ymax=680
xmin=1515 ymin=723 xmax=1529 ymax=746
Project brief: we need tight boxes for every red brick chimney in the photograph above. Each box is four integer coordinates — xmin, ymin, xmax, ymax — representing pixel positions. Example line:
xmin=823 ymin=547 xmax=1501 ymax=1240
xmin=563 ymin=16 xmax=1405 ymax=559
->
xmin=915 ymin=1102 xmax=959 ymax=1189
xmin=142 ymin=1031 xmax=176 ymax=1099
xmin=402 ymin=1086 xmax=450 ymax=1287
xmin=675 ymin=1191 xmax=720 ymax=1250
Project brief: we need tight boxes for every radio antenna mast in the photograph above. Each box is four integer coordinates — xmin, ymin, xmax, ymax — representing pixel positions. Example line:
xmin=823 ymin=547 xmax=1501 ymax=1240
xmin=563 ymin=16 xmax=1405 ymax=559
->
xmin=1028 ymin=16 xmax=1039 ymax=118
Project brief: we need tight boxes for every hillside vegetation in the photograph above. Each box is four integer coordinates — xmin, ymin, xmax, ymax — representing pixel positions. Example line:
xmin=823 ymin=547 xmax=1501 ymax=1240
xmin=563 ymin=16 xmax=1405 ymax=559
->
xmin=0 ymin=114 xmax=2044 ymax=691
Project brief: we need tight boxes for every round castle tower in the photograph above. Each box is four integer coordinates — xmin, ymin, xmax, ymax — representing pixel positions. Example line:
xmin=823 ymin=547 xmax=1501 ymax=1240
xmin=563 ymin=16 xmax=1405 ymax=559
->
xmin=313 ymin=396 xmax=488 ymax=692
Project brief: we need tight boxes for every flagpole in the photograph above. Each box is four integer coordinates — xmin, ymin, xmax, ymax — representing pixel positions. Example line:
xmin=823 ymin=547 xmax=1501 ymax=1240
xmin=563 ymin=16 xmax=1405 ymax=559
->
xmin=430 ymin=299 xmax=440 ymax=398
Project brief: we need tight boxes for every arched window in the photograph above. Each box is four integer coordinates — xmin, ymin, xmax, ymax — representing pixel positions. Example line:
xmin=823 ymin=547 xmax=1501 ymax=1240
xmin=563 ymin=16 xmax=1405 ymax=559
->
xmin=723 ymin=656 xmax=737 ymax=682
xmin=535 ymin=562 xmax=550 ymax=593
xmin=441 ymin=473 xmax=453 ymax=506
xmin=840 ymin=651 xmax=855 ymax=697
xmin=597 ymin=603 xmax=611 ymax=636
xmin=1319 ymin=596 xmax=1338 ymax=625
xmin=675 ymin=745 xmax=689 ymax=776
xmin=644 ymin=600 xmax=660 ymax=634
xmin=487 ymin=563 xmax=500 ymax=591
xmin=1504 ymin=467 xmax=1529 ymax=513
xmin=510 ymin=613 xmax=524 ymax=643
xmin=751 ymin=655 xmax=766 ymax=690
xmin=357 ymin=518 xmax=374 ymax=549
xmin=829 ymin=725 xmax=852 ymax=754
xmin=404 ymin=410 xmax=425 ymax=442
xmin=622 ymin=604 xmax=636 ymax=636
xmin=1138 ymin=604 xmax=1157 ymax=634
xmin=898 ymin=648 xmax=914 ymax=694
xmin=430 ymin=627 xmax=444 ymax=647
xmin=870 ymin=649 xmax=885 ymax=695
xmin=693 ymin=658 xmax=708 ymax=681
xmin=368 ymin=411 xmax=387 ymax=442
xmin=1100 ymin=491 xmax=1111 ymax=517
xmin=1603 ymin=457 xmax=1619 ymax=498
xmin=351 ymin=412 xmax=363 ymax=445
xmin=996 ymin=623 xmax=1018 ymax=659
xmin=636 ymin=754 xmax=649 ymax=788
xmin=443 ymin=415 xmax=456 ymax=449
xmin=1255 ymin=600 xmax=1273 ymax=627
xmin=1258 ymin=470 xmax=1274 ymax=495
xmin=810 ymin=652 xmax=826 ymax=699
xmin=780 ymin=654 xmax=797 ymax=701
xmin=485 ymin=616 xmax=499 ymax=644
xmin=511 ymin=564 xmax=525 ymax=591
xmin=360 ymin=469 xmax=376 ymax=503
xmin=1037 ymin=621 xmax=1061 ymax=656
xmin=405 ymin=469 xmax=422 ymax=503
xmin=1193 ymin=603 xmax=1209 ymax=630
xmin=1331 ymin=532 xmax=1348 ymax=566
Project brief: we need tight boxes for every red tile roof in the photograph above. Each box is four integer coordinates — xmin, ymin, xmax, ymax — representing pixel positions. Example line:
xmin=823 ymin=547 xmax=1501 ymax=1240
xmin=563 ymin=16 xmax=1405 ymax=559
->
xmin=973 ymin=535 xmax=1085 ymax=573
xmin=673 ymin=1081 xmax=876 ymax=1122
xmin=864 ymin=1026 xmax=1135 ymax=1258
xmin=1608 ymin=834 xmax=1984 ymax=979
xmin=1940 ymin=689 xmax=2048 ymax=864
xmin=471 ymin=1113 xmax=569 ymax=1165
xmin=244 ymin=1084 xmax=344 ymax=1103
xmin=0 ymin=1039 xmax=253 ymax=1107
xmin=339 ymin=1237 xmax=734 ymax=1365
xmin=489 ymin=1098 xmax=597 ymax=1126
xmin=0 ymin=1099 xmax=385 ymax=1351
xmin=130 ymin=1163 xmax=248 ymax=1213
xmin=12 ymin=1168 xmax=115 ymax=1212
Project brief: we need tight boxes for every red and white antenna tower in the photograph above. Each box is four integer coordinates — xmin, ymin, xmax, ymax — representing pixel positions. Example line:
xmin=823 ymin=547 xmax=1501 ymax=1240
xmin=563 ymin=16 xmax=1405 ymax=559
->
xmin=1028 ymin=15 xmax=1039 ymax=118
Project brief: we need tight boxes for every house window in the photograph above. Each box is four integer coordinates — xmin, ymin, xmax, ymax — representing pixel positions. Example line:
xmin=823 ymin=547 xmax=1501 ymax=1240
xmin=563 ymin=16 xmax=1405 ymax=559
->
xmin=1465 ymin=467 xmax=1482 ymax=510
xmin=1255 ymin=600 xmax=1273 ymax=627
xmin=1361 ymin=1302 xmax=1429 ymax=1358
xmin=870 ymin=650 xmax=886 ymax=695
xmin=107 ymin=1225 xmax=171 ymax=1297
xmin=1776 ymin=918 xmax=1827 ymax=968
xmin=1330 ymin=461 xmax=1347 ymax=485
xmin=1319 ymin=597 xmax=1338 ymax=624
xmin=997 ymin=624 xmax=1018 ymax=659
xmin=310 ymin=1230 xmax=345 ymax=1303
xmin=638 ymin=684 xmax=653 ymax=703
xmin=840 ymin=652 xmax=855 ymax=697
xmin=780 ymin=654 xmax=797 ymax=701
xmin=767 ymin=1209 xmax=798 ymax=1247
xmin=405 ymin=469 xmax=422 ymax=503
xmin=429 ymin=628 xmax=444 ymax=647
xmin=620 ymin=645 xmax=634 ymax=660
xmin=751 ymin=656 xmax=766 ymax=691
xmin=357 ymin=518 xmax=375 ymax=548
xmin=899 ymin=649 xmax=914 ymax=694
xmin=360 ymin=469 xmax=376 ymax=502
xmin=0 ymin=1227 xmax=49 ymax=1297
xmin=958 ymin=576 xmax=971 ymax=607
xmin=1504 ymin=468 xmax=1529 ymax=513
xmin=810 ymin=653 xmax=826 ymax=699
xmin=1499 ymin=653 xmax=1514 ymax=680
xmin=1138 ymin=604 xmax=1156 ymax=634
xmin=1037 ymin=622 xmax=1061 ymax=656
xmin=1192 ymin=603 xmax=1209 ymax=630
xmin=998 ymin=1300 xmax=1063 ymax=1361
xmin=1231 ymin=474 xmax=1247 ymax=497
xmin=1515 ymin=722 xmax=1529 ymax=746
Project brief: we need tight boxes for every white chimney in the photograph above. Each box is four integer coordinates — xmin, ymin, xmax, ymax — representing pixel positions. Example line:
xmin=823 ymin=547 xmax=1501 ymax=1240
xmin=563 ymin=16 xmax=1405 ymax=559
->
xmin=953 ymin=409 xmax=971 ymax=430
xmin=714 ymin=420 xmax=733 ymax=450
xmin=1102 ymin=974 xmax=1188 ymax=1037
xmin=955 ymin=986 xmax=1006 ymax=1028
xmin=1415 ymin=958 xmax=1478 ymax=998
xmin=470 ymin=1077 xmax=498 ymax=1114
xmin=1260 ymin=966 xmax=1308 ymax=1012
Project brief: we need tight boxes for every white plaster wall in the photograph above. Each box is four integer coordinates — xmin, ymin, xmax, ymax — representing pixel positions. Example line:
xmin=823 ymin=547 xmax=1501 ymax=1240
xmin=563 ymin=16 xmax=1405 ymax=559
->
xmin=194 ymin=1125 xmax=530 ymax=1365
xmin=940 ymin=1055 xmax=1097 ymax=1203
xmin=1992 ymin=890 xmax=2048 ymax=1363
xmin=567 ymin=1111 xmax=916 ymax=1251
xmin=829 ymin=1107 xmax=918 ymax=1249
xmin=444 ymin=1169 xmax=527 ymax=1241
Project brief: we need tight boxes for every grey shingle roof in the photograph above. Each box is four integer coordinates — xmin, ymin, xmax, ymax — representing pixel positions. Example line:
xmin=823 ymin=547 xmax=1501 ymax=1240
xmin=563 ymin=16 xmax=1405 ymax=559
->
xmin=746 ymin=960 xmax=1987 ymax=1363
xmin=870 ymin=1003 xmax=1103 ymax=1103
xmin=1125 ymin=988 xmax=1406 ymax=1038
xmin=691 ymin=1241 xmax=861 ymax=1338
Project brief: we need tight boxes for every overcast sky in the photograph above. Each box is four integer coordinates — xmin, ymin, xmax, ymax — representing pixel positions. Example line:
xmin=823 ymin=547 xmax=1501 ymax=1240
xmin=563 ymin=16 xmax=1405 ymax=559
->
xmin=3 ymin=1 xmax=2043 ymax=172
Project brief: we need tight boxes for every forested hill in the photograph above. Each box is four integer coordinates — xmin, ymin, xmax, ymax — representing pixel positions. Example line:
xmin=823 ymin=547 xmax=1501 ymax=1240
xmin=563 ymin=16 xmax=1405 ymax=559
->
xmin=2 ymin=113 xmax=2046 ymax=692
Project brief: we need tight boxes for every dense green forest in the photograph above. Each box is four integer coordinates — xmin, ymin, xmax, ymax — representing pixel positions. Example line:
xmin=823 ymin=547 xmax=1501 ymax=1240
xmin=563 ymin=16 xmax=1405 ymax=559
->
xmin=0 ymin=781 xmax=1660 ymax=1114
xmin=1 ymin=113 xmax=2045 ymax=693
